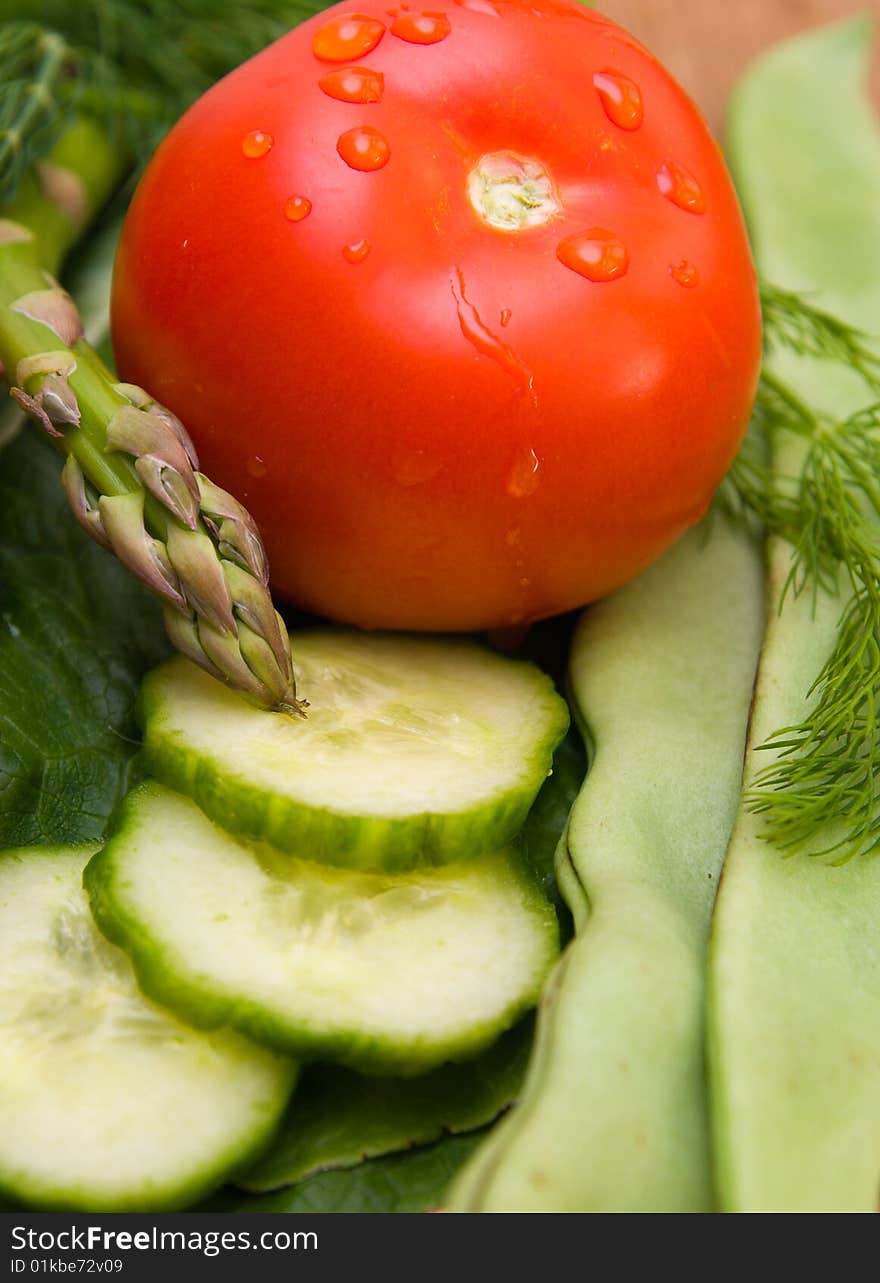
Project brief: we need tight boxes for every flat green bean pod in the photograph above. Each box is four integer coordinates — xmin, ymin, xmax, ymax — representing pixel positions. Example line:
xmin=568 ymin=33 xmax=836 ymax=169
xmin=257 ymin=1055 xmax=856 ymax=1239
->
xmin=708 ymin=16 xmax=880 ymax=1213
xmin=451 ymin=513 xmax=764 ymax=1211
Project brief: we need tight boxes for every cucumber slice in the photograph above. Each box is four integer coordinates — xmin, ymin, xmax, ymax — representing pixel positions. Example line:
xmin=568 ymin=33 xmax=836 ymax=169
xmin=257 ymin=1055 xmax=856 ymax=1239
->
xmin=139 ymin=630 xmax=569 ymax=871
xmin=86 ymin=783 xmax=559 ymax=1075
xmin=0 ymin=846 xmax=295 ymax=1212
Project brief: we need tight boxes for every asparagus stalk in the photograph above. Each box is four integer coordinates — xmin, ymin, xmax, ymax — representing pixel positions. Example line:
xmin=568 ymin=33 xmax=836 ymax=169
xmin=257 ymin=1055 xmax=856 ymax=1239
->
xmin=0 ymin=117 xmax=305 ymax=715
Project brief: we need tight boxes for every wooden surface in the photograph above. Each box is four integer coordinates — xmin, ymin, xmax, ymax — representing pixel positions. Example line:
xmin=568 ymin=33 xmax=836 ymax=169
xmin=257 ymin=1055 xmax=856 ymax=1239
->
xmin=595 ymin=0 xmax=880 ymax=131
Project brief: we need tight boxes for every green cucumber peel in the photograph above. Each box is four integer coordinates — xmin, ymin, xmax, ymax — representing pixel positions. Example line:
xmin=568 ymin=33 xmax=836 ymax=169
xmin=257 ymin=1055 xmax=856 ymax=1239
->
xmin=139 ymin=632 xmax=570 ymax=873
xmin=0 ymin=844 xmax=295 ymax=1212
xmin=86 ymin=782 xmax=559 ymax=1075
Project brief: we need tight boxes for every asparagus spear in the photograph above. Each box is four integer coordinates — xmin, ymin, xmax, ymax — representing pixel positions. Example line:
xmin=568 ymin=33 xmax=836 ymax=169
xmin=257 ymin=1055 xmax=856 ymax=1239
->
xmin=0 ymin=117 xmax=304 ymax=714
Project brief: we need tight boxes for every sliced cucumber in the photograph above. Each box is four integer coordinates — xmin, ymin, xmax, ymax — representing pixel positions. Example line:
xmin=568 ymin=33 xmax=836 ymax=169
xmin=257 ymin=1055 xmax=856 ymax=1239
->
xmin=0 ymin=846 xmax=295 ymax=1212
xmin=139 ymin=630 xmax=569 ymax=871
xmin=86 ymin=783 xmax=559 ymax=1075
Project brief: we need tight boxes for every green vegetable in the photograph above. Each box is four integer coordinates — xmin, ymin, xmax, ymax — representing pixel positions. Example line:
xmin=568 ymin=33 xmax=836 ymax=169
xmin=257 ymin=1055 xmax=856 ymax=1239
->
xmin=724 ymin=38 xmax=880 ymax=860
xmin=451 ymin=513 xmax=765 ymax=1211
xmin=0 ymin=4 xmax=331 ymax=715
xmin=233 ymin=652 xmax=582 ymax=1199
xmin=207 ymin=1133 xmax=483 ymax=1213
xmin=520 ymin=726 xmax=585 ymax=920
xmin=0 ymin=427 xmax=168 ymax=846
xmin=0 ymin=212 xmax=171 ymax=849
xmin=708 ymin=15 xmax=880 ymax=1212
xmin=0 ymin=844 xmax=295 ymax=1212
xmin=86 ymin=781 xmax=559 ymax=1075
xmin=9 ymin=0 xmax=880 ymax=1219
xmin=139 ymin=633 xmax=569 ymax=872
xmin=0 ymin=206 xmax=120 ymax=454
xmin=63 ymin=211 xmax=121 ymax=365
xmin=0 ymin=2 xmax=327 ymax=205
xmin=0 ymin=123 xmax=303 ymax=714
xmin=239 ymin=1019 xmax=531 ymax=1192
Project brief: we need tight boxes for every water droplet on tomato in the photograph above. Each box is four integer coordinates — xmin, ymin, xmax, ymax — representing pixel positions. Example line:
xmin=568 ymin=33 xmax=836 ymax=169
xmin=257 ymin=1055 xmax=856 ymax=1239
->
xmin=505 ymin=526 xmax=522 ymax=548
xmin=669 ymin=259 xmax=699 ymax=288
xmin=241 ymin=130 xmax=274 ymax=159
xmin=500 ymin=308 xmax=512 ymax=327
xmin=592 ymin=70 xmax=643 ymax=130
xmin=247 ymin=455 xmax=268 ymax=478
xmin=507 ymin=448 xmax=541 ymax=498
xmin=450 ymin=268 xmax=534 ymax=397
xmin=312 ymin=13 xmax=386 ymax=61
xmin=556 ymin=228 xmax=629 ymax=282
xmin=319 ymin=66 xmax=385 ymax=103
xmin=657 ymin=161 xmax=706 ymax=214
xmin=392 ymin=448 xmax=442 ymax=486
xmin=337 ymin=126 xmax=390 ymax=171
xmin=342 ymin=238 xmax=372 ymax=263
xmin=284 ymin=195 xmax=312 ymax=222
xmin=390 ymin=11 xmax=451 ymax=42
xmin=455 ymin=0 xmax=500 ymax=12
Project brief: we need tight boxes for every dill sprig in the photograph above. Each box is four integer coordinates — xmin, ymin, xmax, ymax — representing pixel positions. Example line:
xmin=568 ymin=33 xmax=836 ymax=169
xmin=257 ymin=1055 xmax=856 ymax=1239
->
xmin=0 ymin=0 xmax=327 ymax=203
xmin=729 ymin=287 xmax=880 ymax=860
xmin=759 ymin=282 xmax=880 ymax=395
xmin=0 ymin=24 xmax=80 ymax=204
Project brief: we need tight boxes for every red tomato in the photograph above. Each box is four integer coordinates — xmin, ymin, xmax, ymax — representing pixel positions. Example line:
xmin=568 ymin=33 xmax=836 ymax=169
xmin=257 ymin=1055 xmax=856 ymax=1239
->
xmin=112 ymin=0 xmax=761 ymax=631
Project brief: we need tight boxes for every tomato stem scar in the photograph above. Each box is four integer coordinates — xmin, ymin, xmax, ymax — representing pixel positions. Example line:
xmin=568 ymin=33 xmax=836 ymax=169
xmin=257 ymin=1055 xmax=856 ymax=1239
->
xmin=466 ymin=152 xmax=560 ymax=232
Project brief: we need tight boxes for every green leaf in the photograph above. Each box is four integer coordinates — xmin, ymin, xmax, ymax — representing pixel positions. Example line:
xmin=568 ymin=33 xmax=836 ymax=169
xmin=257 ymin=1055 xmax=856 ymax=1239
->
xmin=239 ymin=1020 xmax=532 ymax=1193
xmin=206 ymin=1133 xmax=484 ymax=1213
xmin=520 ymin=726 xmax=585 ymax=909
xmin=0 ymin=427 xmax=169 ymax=846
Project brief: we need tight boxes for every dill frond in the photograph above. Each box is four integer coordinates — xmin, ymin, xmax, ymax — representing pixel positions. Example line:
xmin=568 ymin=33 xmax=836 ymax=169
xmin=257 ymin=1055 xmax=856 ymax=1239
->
xmin=760 ymin=282 xmax=880 ymax=395
xmin=0 ymin=0 xmax=328 ymax=202
xmin=732 ymin=287 xmax=880 ymax=859
xmin=0 ymin=23 xmax=79 ymax=203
